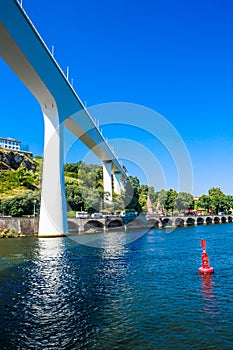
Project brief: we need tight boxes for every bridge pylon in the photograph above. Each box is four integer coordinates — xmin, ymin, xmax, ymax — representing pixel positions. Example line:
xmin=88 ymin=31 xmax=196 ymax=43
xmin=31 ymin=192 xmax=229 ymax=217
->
xmin=38 ymin=107 xmax=68 ymax=237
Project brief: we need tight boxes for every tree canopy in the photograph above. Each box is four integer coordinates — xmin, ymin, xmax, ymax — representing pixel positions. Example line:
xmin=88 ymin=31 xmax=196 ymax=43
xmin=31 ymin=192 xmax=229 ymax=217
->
xmin=1 ymin=155 xmax=233 ymax=217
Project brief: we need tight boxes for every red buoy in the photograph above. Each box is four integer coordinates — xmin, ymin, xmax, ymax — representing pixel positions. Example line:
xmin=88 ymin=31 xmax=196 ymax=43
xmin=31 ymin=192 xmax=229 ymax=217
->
xmin=198 ymin=239 xmax=214 ymax=274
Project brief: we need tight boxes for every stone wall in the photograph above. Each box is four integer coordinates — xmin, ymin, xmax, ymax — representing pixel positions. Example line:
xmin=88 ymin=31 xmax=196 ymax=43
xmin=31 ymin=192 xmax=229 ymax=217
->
xmin=0 ymin=217 xmax=39 ymax=236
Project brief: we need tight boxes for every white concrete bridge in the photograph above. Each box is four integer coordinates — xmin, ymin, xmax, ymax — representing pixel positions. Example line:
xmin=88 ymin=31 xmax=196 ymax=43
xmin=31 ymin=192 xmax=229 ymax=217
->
xmin=0 ymin=0 xmax=127 ymax=237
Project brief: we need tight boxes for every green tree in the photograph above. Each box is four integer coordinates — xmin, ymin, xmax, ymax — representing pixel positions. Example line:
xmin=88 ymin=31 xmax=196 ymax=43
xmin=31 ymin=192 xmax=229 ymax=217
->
xmin=86 ymin=188 xmax=103 ymax=212
xmin=148 ymin=187 xmax=159 ymax=204
xmin=196 ymin=195 xmax=212 ymax=213
xmin=165 ymin=189 xmax=177 ymax=214
xmin=157 ymin=190 xmax=167 ymax=214
xmin=139 ymin=185 xmax=149 ymax=212
xmin=112 ymin=195 xmax=125 ymax=212
xmin=64 ymin=162 xmax=81 ymax=173
xmin=208 ymin=187 xmax=227 ymax=214
xmin=226 ymin=195 xmax=233 ymax=213
xmin=1 ymin=192 xmax=40 ymax=217
xmin=65 ymin=184 xmax=84 ymax=211
xmin=123 ymin=176 xmax=141 ymax=213
xmin=175 ymin=192 xmax=194 ymax=213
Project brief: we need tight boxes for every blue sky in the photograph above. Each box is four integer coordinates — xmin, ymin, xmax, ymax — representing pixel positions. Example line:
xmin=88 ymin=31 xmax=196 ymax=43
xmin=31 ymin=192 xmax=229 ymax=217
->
xmin=1 ymin=0 xmax=233 ymax=195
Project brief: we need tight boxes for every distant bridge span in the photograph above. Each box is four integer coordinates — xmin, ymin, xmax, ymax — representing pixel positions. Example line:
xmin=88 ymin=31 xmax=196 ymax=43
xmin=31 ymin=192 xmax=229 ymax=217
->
xmin=0 ymin=0 xmax=127 ymax=236
xmin=70 ymin=214 xmax=233 ymax=232
xmin=146 ymin=214 xmax=233 ymax=227
xmin=0 ymin=214 xmax=232 ymax=236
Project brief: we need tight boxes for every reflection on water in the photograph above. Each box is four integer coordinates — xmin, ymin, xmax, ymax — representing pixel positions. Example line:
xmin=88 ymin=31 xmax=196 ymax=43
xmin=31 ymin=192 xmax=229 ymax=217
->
xmin=200 ymin=273 xmax=217 ymax=314
xmin=199 ymin=268 xmax=223 ymax=336
xmin=26 ymin=238 xmax=66 ymax=320
xmin=201 ymin=273 xmax=214 ymax=300
xmin=68 ymin=229 xmax=149 ymax=248
xmin=0 ymin=236 xmax=135 ymax=349
xmin=1 ymin=225 xmax=233 ymax=349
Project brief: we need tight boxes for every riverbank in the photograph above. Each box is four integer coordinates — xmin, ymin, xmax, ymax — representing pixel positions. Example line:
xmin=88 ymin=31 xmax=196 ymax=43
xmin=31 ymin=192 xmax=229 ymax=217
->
xmin=0 ymin=217 xmax=38 ymax=237
xmin=0 ymin=214 xmax=233 ymax=237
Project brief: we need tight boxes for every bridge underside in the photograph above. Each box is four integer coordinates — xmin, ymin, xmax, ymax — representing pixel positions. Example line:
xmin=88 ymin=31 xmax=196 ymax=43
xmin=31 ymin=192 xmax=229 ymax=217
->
xmin=0 ymin=0 xmax=127 ymax=237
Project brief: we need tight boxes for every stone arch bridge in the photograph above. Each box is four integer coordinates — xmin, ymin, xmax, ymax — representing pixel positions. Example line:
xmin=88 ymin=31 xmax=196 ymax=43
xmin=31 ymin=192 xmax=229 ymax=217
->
xmin=0 ymin=214 xmax=232 ymax=235
xmin=68 ymin=214 xmax=233 ymax=233
xmin=68 ymin=216 xmax=147 ymax=233
xmin=146 ymin=214 xmax=233 ymax=228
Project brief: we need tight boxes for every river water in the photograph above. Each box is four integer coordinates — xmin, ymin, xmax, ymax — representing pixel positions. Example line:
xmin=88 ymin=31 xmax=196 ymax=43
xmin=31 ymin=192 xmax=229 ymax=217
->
xmin=0 ymin=224 xmax=233 ymax=349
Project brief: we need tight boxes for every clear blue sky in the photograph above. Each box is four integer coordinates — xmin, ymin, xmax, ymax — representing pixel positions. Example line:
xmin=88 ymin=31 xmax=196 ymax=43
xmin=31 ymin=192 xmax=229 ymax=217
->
xmin=1 ymin=0 xmax=233 ymax=196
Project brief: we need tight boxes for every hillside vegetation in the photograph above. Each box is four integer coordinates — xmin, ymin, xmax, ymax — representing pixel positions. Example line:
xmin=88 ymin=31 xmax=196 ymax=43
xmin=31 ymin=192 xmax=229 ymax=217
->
xmin=1 ymin=150 xmax=232 ymax=217
xmin=0 ymin=154 xmax=132 ymax=216
xmin=0 ymin=150 xmax=41 ymax=200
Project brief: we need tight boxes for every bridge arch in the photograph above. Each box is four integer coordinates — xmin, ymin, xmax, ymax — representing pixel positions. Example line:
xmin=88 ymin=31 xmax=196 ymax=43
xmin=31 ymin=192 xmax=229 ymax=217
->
xmin=67 ymin=220 xmax=79 ymax=232
xmin=197 ymin=217 xmax=204 ymax=225
xmin=175 ymin=218 xmax=184 ymax=227
xmin=205 ymin=217 xmax=212 ymax=225
xmin=186 ymin=217 xmax=195 ymax=226
xmin=161 ymin=218 xmax=173 ymax=227
xmin=106 ymin=219 xmax=124 ymax=229
xmin=83 ymin=220 xmax=104 ymax=232
xmin=221 ymin=216 xmax=227 ymax=223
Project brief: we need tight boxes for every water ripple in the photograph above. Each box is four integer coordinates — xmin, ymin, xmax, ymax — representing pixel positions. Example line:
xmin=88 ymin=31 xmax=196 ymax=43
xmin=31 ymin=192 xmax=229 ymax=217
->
xmin=0 ymin=225 xmax=233 ymax=349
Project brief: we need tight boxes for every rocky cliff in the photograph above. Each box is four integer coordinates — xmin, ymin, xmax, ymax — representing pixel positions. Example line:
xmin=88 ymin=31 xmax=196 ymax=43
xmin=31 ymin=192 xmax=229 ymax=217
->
xmin=0 ymin=149 xmax=36 ymax=171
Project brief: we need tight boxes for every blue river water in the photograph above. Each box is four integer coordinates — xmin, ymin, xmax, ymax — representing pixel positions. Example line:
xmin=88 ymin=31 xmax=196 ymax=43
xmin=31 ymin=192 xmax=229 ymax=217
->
xmin=0 ymin=224 xmax=233 ymax=349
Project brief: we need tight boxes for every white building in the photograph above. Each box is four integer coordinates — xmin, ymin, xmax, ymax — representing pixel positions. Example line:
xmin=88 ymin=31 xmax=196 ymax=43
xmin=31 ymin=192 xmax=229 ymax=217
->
xmin=0 ymin=137 xmax=21 ymax=151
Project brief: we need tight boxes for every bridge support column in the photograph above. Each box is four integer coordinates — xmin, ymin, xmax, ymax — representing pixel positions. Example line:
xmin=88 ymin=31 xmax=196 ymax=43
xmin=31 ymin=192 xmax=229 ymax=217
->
xmin=113 ymin=171 xmax=122 ymax=195
xmin=38 ymin=108 xmax=68 ymax=237
xmin=103 ymin=161 xmax=113 ymax=202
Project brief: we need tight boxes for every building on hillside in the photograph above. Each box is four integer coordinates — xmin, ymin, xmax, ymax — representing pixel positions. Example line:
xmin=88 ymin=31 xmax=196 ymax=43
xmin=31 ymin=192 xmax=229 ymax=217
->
xmin=0 ymin=136 xmax=20 ymax=151
xmin=0 ymin=136 xmax=32 ymax=157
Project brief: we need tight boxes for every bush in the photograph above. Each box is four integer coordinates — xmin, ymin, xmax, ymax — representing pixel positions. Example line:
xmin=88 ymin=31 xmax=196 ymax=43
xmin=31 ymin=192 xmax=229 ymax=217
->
xmin=0 ymin=228 xmax=20 ymax=238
